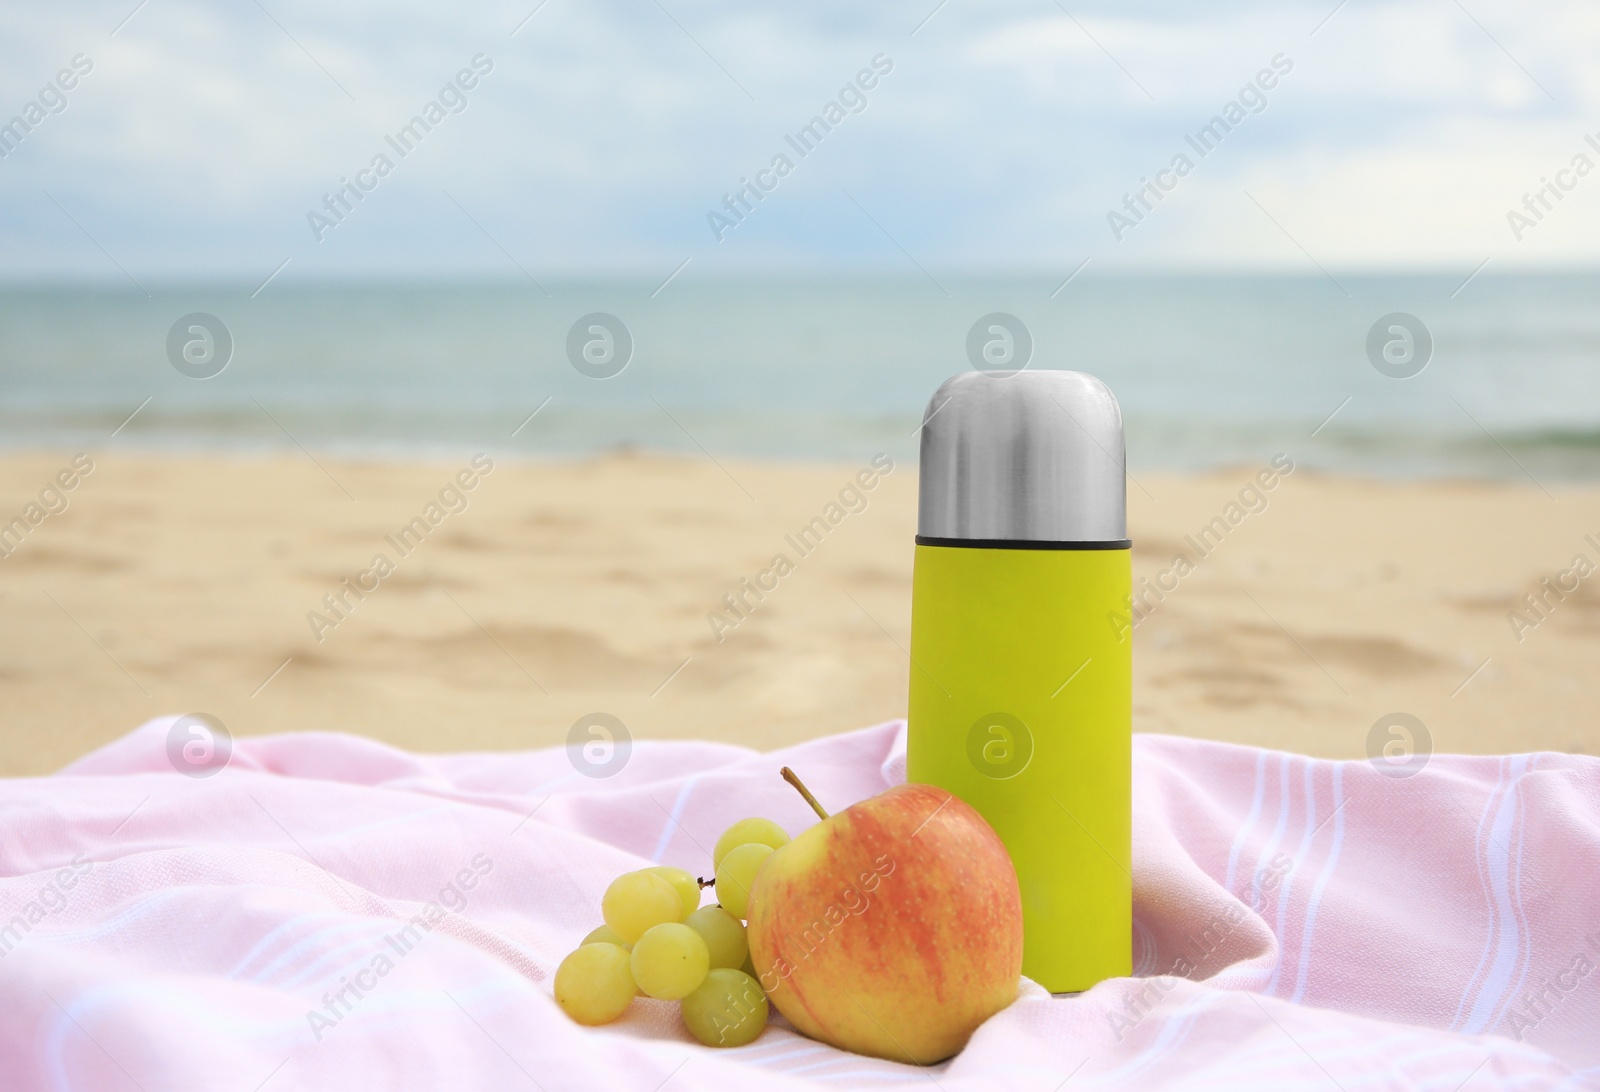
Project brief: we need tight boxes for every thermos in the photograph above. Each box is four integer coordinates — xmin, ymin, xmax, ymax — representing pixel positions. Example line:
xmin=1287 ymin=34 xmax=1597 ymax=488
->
xmin=906 ymin=369 xmax=1132 ymax=993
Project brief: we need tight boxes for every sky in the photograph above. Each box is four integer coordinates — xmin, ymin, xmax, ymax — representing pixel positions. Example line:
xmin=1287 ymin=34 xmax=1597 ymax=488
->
xmin=1 ymin=0 xmax=1598 ymax=283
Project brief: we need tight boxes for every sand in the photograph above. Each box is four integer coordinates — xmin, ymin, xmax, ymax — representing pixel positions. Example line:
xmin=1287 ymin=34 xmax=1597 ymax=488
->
xmin=0 ymin=450 xmax=1595 ymax=777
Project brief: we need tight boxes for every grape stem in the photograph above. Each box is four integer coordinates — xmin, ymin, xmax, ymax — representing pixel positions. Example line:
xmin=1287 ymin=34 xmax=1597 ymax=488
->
xmin=697 ymin=876 xmax=715 ymax=888
xmin=781 ymin=766 xmax=829 ymax=820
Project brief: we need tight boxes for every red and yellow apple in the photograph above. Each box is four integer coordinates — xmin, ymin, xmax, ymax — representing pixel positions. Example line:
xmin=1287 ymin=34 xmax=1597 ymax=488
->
xmin=745 ymin=779 xmax=1022 ymax=1063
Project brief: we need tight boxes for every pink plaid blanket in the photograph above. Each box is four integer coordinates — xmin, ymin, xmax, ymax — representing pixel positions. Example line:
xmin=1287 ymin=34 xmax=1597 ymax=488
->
xmin=1 ymin=716 xmax=1595 ymax=1089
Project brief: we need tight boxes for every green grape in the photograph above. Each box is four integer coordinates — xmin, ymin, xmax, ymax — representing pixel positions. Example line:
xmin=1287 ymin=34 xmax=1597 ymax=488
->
xmin=714 ymin=842 xmax=773 ymax=920
xmin=712 ymin=818 xmax=790 ymax=869
xmin=629 ymin=923 xmax=710 ymax=1000
xmin=582 ymin=923 xmax=631 ymax=950
xmin=554 ymin=943 xmax=636 ymax=1026
xmin=646 ymin=865 xmax=702 ymax=920
xmin=580 ymin=921 xmax=641 ymax=995
xmin=602 ymin=871 xmax=683 ymax=943
xmin=681 ymin=968 xmax=769 ymax=1047
xmin=685 ymin=905 xmax=748 ymax=969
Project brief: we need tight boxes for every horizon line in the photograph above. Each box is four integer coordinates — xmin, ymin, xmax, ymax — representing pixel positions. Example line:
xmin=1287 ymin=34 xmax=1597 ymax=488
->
xmin=5 ymin=264 xmax=1600 ymax=291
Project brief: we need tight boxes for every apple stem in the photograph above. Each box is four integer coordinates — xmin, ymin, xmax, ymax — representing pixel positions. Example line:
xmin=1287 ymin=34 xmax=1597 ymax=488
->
xmin=781 ymin=766 xmax=830 ymax=820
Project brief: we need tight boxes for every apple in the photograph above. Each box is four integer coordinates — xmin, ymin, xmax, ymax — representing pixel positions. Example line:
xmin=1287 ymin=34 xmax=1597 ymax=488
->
xmin=745 ymin=769 xmax=1022 ymax=1064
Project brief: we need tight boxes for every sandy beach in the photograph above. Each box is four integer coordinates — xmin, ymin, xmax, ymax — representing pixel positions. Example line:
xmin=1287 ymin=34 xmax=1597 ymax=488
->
xmin=0 ymin=450 xmax=1595 ymax=777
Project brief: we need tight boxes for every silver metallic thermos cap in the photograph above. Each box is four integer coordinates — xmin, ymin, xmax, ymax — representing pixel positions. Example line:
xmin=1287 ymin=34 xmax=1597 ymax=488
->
xmin=917 ymin=370 xmax=1128 ymax=544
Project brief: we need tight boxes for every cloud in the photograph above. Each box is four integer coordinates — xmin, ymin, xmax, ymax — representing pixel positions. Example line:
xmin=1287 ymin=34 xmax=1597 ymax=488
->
xmin=0 ymin=0 xmax=1596 ymax=279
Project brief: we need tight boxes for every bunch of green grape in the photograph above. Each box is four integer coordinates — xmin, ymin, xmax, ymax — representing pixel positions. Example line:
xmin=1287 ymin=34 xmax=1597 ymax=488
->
xmin=553 ymin=817 xmax=791 ymax=1047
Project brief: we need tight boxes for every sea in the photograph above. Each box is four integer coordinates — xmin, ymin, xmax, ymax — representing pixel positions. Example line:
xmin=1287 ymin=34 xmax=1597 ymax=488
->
xmin=4 ymin=272 xmax=1599 ymax=480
